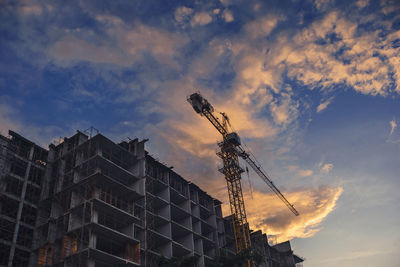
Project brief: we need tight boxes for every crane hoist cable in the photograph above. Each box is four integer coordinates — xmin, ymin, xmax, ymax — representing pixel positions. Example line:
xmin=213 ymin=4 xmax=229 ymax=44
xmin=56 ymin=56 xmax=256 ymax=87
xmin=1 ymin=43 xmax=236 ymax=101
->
xmin=245 ymin=166 xmax=254 ymax=199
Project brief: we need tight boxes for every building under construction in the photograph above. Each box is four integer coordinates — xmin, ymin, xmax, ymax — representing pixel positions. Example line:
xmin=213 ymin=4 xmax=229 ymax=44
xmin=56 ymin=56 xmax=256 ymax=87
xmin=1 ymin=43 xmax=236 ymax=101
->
xmin=0 ymin=130 xmax=303 ymax=267
xmin=0 ymin=131 xmax=47 ymax=266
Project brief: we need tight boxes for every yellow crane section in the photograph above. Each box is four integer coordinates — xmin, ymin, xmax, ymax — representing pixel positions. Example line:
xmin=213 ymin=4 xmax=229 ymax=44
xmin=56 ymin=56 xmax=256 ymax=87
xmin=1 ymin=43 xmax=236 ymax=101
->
xmin=187 ymin=92 xmax=299 ymax=259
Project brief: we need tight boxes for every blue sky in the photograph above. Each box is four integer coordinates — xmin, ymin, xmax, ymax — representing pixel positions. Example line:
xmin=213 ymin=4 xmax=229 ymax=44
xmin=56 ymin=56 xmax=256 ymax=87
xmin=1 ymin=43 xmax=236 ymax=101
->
xmin=1 ymin=0 xmax=400 ymax=266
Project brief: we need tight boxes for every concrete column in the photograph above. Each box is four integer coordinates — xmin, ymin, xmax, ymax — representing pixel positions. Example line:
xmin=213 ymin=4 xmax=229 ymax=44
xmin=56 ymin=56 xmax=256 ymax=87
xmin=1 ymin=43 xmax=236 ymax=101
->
xmin=91 ymin=209 xmax=98 ymax=223
xmin=89 ymin=232 xmax=97 ymax=249
xmin=87 ymin=259 xmax=95 ymax=267
xmin=93 ymin=186 xmax=100 ymax=199
xmin=8 ymin=146 xmax=34 ymax=267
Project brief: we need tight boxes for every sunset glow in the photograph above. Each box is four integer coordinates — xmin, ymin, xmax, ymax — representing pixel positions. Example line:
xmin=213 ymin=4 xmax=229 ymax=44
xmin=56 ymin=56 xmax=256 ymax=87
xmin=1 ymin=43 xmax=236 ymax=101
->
xmin=1 ymin=0 xmax=399 ymax=266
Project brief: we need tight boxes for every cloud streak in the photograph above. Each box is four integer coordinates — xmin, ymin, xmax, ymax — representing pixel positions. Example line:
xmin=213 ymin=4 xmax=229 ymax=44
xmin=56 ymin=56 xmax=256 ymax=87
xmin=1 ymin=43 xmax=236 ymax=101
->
xmin=297 ymin=169 xmax=314 ymax=177
xmin=49 ymin=20 xmax=187 ymax=68
xmin=285 ymin=10 xmax=400 ymax=96
xmin=321 ymin=163 xmax=334 ymax=174
xmin=242 ymin=186 xmax=343 ymax=241
xmin=389 ymin=119 xmax=396 ymax=136
xmin=317 ymin=98 xmax=333 ymax=113
xmin=191 ymin=12 xmax=212 ymax=26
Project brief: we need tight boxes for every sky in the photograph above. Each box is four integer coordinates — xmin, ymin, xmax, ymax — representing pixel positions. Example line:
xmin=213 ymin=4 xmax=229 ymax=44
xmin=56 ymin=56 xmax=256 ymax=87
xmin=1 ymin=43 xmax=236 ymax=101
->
xmin=0 ymin=0 xmax=400 ymax=266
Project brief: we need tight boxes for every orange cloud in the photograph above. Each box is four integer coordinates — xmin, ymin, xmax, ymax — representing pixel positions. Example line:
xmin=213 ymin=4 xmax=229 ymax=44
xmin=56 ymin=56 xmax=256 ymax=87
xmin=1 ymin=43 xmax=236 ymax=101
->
xmin=131 ymin=38 xmax=342 ymax=244
xmin=176 ymin=161 xmax=343 ymax=243
xmin=316 ymin=98 xmax=333 ymax=113
xmin=50 ymin=22 xmax=187 ymax=68
xmin=55 ymin=10 xmax=365 ymax=245
xmin=191 ymin=12 xmax=212 ymax=26
xmin=321 ymin=163 xmax=334 ymax=174
xmin=286 ymin=11 xmax=399 ymax=96
xmin=297 ymin=169 xmax=314 ymax=177
xmin=241 ymin=186 xmax=343 ymax=242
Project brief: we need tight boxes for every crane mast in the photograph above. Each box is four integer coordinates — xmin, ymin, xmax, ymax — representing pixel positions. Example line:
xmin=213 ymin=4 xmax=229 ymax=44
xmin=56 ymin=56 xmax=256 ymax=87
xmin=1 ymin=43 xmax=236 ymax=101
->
xmin=187 ymin=92 xmax=299 ymax=260
xmin=187 ymin=93 xmax=252 ymax=254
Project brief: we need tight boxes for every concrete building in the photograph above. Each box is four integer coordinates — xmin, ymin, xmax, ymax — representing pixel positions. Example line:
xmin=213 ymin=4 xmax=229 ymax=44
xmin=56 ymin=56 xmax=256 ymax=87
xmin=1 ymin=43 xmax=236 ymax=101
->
xmin=0 ymin=130 xmax=304 ymax=267
xmin=251 ymin=230 xmax=304 ymax=267
xmin=0 ymin=131 xmax=47 ymax=267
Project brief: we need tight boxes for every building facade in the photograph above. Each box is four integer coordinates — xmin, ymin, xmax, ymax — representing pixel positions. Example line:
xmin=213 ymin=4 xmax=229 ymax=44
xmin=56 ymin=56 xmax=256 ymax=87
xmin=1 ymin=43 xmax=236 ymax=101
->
xmin=251 ymin=230 xmax=303 ymax=267
xmin=0 ymin=130 xmax=303 ymax=267
xmin=0 ymin=131 xmax=47 ymax=267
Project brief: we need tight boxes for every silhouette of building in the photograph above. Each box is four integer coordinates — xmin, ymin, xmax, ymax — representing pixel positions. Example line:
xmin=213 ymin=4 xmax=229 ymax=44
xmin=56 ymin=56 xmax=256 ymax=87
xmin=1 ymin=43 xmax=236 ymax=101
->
xmin=0 ymin=130 xmax=303 ymax=267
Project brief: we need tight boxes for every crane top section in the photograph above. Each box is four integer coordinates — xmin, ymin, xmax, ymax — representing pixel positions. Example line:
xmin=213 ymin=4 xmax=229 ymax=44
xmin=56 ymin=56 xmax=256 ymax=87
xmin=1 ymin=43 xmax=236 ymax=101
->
xmin=187 ymin=91 xmax=299 ymax=217
xmin=187 ymin=92 xmax=214 ymax=115
xmin=188 ymin=92 xmax=242 ymax=147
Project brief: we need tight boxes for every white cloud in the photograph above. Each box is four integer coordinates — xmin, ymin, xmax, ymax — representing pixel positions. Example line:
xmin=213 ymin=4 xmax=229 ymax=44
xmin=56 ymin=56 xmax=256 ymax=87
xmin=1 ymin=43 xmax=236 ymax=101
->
xmin=269 ymin=93 xmax=299 ymax=126
xmin=285 ymin=11 xmax=400 ymax=96
xmin=321 ymin=163 xmax=334 ymax=174
xmin=315 ymin=0 xmax=334 ymax=10
xmin=18 ymin=0 xmax=43 ymax=16
xmin=356 ymin=0 xmax=369 ymax=8
xmin=95 ymin=15 xmax=123 ymax=25
xmin=287 ymin=165 xmax=299 ymax=172
xmin=243 ymin=186 xmax=343 ymax=241
xmin=21 ymin=5 xmax=42 ymax=15
xmin=219 ymin=0 xmax=231 ymax=6
xmin=174 ymin=6 xmax=193 ymax=23
xmin=49 ymin=23 xmax=187 ymax=68
xmin=50 ymin=35 xmax=131 ymax=66
xmin=380 ymin=0 xmax=400 ymax=15
xmin=317 ymin=98 xmax=333 ymax=113
xmin=277 ymin=147 xmax=289 ymax=155
xmin=245 ymin=15 xmax=283 ymax=39
xmin=222 ymin=9 xmax=234 ymax=22
xmin=191 ymin=12 xmax=213 ymax=26
xmin=389 ymin=119 xmax=397 ymax=136
xmin=297 ymin=169 xmax=314 ymax=177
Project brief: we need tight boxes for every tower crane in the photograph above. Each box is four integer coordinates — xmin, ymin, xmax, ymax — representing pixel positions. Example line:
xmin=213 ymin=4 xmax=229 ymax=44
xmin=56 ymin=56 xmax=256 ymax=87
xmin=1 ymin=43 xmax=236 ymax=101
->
xmin=187 ymin=92 xmax=299 ymax=258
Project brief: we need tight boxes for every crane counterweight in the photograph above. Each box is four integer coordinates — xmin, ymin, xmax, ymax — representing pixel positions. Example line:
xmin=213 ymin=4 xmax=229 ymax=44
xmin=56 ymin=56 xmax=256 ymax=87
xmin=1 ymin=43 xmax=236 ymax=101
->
xmin=187 ymin=92 xmax=214 ymax=114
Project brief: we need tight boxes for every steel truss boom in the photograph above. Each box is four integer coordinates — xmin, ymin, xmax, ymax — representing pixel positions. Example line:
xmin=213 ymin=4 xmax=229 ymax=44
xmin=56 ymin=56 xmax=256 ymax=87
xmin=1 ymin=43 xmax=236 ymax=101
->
xmin=237 ymin=146 xmax=299 ymax=216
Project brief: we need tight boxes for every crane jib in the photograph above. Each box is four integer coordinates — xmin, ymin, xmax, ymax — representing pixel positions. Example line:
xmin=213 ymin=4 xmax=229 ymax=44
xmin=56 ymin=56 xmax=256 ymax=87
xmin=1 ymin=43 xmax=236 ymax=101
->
xmin=237 ymin=145 xmax=299 ymax=216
